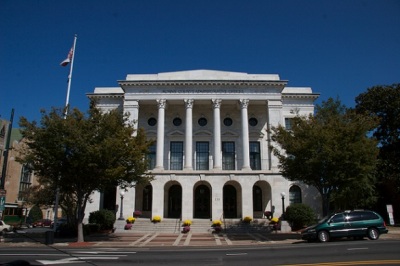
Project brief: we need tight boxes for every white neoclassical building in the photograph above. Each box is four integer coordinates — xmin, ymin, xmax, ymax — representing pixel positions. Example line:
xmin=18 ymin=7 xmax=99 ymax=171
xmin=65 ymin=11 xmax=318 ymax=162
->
xmin=86 ymin=69 xmax=322 ymax=222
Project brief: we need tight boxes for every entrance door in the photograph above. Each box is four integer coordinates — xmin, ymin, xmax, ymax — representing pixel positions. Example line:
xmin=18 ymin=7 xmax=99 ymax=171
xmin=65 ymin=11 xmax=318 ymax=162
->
xmin=168 ymin=185 xmax=182 ymax=218
xmin=223 ymin=185 xmax=237 ymax=218
xmin=194 ymin=185 xmax=211 ymax=218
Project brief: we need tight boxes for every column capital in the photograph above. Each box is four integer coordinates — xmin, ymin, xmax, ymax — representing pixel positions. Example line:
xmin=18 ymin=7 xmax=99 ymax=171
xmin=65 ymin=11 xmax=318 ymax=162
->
xmin=240 ymin=99 xmax=249 ymax=109
xmin=212 ymin=99 xmax=222 ymax=108
xmin=184 ymin=99 xmax=194 ymax=109
xmin=156 ymin=99 xmax=166 ymax=109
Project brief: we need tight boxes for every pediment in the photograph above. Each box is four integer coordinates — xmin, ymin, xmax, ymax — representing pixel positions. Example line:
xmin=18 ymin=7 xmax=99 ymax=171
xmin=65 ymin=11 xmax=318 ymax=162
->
xmin=194 ymin=130 xmax=212 ymax=136
xmin=168 ymin=130 xmax=184 ymax=137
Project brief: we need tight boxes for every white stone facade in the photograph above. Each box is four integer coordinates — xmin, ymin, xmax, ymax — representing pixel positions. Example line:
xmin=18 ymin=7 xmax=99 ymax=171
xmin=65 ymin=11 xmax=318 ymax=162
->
xmin=86 ymin=70 xmax=322 ymax=221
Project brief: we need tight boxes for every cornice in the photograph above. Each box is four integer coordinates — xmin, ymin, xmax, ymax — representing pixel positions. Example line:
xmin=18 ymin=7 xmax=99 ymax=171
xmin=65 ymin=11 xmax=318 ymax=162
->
xmin=86 ymin=93 xmax=123 ymax=99
xmin=118 ymin=80 xmax=288 ymax=87
xmin=282 ymin=93 xmax=320 ymax=100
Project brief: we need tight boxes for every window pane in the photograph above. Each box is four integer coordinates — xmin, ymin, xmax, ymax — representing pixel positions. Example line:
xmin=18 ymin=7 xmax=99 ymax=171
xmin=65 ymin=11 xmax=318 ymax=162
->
xmin=289 ymin=185 xmax=302 ymax=204
xmin=249 ymin=142 xmax=261 ymax=170
xmin=196 ymin=142 xmax=209 ymax=170
xmin=170 ymin=142 xmax=183 ymax=170
xmin=222 ymin=142 xmax=235 ymax=170
xmin=147 ymin=144 xmax=156 ymax=169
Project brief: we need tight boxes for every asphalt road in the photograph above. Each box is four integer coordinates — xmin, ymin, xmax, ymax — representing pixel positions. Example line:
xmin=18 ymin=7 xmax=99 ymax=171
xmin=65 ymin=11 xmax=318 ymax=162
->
xmin=1 ymin=238 xmax=399 ymax=266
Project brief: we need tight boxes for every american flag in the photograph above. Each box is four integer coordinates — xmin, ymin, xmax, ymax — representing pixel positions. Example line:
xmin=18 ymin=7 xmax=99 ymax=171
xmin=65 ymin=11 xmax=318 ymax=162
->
xmin=60 ymin=47 xmax=73 ymax=67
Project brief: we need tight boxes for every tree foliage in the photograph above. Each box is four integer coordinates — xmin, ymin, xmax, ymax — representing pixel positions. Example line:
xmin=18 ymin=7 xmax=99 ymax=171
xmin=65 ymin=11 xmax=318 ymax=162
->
xmin=271 ymin=98 xmax=379 ymax=215
xmin=355 ymin=84 xmax=400 ymax=222
xmin=17 ymin=105 xmax=153 ymax=242
xmin=284 ymin=203 xmax=316 ymax=230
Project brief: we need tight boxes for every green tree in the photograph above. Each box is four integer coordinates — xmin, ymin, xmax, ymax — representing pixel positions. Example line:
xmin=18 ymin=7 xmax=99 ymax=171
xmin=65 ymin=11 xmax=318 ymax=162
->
xmin=355 ymin=84 xmax=400 ymax=222
xmin=271 ymin=98 xmax=379 ymax=215
xmin=17 ymin=105 xmax=153 ymax=242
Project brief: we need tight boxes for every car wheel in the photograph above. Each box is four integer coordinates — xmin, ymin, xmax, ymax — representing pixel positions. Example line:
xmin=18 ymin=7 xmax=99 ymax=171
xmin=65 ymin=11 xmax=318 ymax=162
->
xmin=367 ymin=228 xmax=379 ymax=240
xmin=318 ymin=230 xmax=330 ymax=242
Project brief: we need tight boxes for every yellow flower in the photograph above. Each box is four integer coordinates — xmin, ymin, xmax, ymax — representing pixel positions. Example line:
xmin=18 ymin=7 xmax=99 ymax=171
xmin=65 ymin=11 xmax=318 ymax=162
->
xmin=243 ymin=216 xmax=252 ymax=223
xmin=152 ymin=215 xmax=162 ymax=223
xmin=212 ymin=220 xmax=222 ymax=226
xmin=270 ymin=217 xmax=279 ymax=223
xmin=126 ymin=216 xmax=136 ymax=223
xmin=183 ymin=219 xmax=192 ymax=226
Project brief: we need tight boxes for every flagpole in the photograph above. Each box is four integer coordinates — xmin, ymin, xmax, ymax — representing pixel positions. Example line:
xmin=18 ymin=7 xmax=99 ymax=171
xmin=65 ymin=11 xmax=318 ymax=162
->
xmin=64 ymin=34 xmax=77 ymax=118
xmin=53 ymin=34 xmax=77 ymax=235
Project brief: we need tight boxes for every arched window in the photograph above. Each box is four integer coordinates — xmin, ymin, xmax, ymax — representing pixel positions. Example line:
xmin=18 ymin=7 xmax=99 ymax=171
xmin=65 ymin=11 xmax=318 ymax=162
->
xmin=142 ymin=185 xmax=152 ymax=211
xmin=289 ymin=185 xmax=302 ymax=204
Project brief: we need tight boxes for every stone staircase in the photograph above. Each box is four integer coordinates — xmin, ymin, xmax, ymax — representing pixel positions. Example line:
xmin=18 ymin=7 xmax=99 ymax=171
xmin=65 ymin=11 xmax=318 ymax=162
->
xmin=114 ymin=218 xmax=214 ymax=234
xmin=114 ymin=218 xmax=274 ymax=234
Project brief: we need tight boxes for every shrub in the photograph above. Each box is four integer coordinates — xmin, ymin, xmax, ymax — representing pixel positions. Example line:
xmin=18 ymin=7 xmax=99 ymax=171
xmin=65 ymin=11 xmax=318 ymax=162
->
xmin=88 ymin=209 xmax=116 ymax=230
xmin=84 ymin=223 xmax=100 ymax=235
xmin=284 ymin=203 xmax=316 ymax=230
xmin=29 ymin=205 xmax=43 ymax=222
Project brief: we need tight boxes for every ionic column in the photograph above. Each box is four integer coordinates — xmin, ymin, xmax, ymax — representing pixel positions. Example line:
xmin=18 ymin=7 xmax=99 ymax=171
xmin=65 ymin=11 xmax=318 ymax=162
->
xmin=184 ymin=99 xmax=194 ymax=170
xmin=155 ymin=99 xmax=166 ymax=169
xmin=240 ymin=99 xmax=251 ymax=170
xmin=212 ymin=99 xmax=222 ymax=170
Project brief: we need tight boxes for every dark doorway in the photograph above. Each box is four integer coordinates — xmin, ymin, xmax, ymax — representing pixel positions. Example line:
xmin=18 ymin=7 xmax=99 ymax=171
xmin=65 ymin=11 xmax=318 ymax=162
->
xmin=253 ymin=185 xmax=262 ymax=211
xmin=168 ymin=185 xmax=182 ymax=218
xmin=103 ymin=186 xmax=117 ymax=213
xmin=194 ymin=185 xmax=211 ymax=218
xmin=223 ymin=185 xmax=237 ymax=218
xmin=142 ymin=185 xmax=152 ymax=211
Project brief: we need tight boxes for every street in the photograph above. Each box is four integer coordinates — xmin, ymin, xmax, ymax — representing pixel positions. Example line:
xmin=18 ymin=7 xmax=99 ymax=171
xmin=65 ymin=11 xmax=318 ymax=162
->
xmin=0 ymin=238 xmax=399 ymax=265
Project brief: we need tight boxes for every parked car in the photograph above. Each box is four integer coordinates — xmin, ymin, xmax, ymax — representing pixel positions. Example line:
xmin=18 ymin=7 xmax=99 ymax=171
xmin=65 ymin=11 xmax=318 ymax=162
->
xmin=0 ymin=220 xmax=12 ymax=232
xmin=32 ymin=219 xmax=53 ymax=227
xmin=301 ymin=210 xmax=388 ymax=242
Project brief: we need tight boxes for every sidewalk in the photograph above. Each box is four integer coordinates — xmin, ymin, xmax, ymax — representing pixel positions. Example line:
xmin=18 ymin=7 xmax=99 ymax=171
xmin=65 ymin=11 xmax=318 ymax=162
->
xmin=2 ymin=226 xmax=399 ymax=248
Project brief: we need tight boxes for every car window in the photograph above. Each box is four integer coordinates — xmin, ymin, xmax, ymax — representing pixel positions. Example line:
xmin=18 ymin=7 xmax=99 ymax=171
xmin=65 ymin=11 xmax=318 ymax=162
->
xmin=330 ymin=214 xmax=345 ymax=223
xmin=361 ymin=211 xmax=379 ymax=220
xmin=348 ymin=212 xmax=363 ymax=221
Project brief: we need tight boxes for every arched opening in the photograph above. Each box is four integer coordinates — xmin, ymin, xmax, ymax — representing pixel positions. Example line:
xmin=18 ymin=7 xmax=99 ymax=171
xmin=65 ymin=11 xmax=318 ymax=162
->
xmin=168 ymin=185 xmax=182 ymax=218
xmin=289 ymin=185 xmax=302 ymax=204
xmin=223 ymin=185 xmax=237 ymax=218
xmin=194 ymin=184 xmax=211 ymax=219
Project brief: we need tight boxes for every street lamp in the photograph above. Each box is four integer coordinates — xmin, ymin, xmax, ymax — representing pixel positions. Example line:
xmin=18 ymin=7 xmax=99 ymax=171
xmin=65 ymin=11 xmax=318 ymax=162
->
xmin=280 ymin=192 xmax=286 ymax=219
xmin=118 ymin=190 xmax=125 ymax=220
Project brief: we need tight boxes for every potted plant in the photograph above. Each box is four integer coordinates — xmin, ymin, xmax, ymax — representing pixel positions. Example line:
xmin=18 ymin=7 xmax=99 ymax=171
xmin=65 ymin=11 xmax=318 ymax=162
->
xmin=124 ymin=216 xmax=135 ymax=230
xmin=152 ymin=215 xmax=162 ymax=223
xmin=133 ymin=210 xmax=142 ymax=218
xmin=243 ymin=216 xmax=252 ymax=223
xmin=212 ymin=220 xmax=223 ymax=233
xmin=181 ymin=220 xmax=191 ymax=233
xmin=264 ymin=211 xmax=273 ymax=220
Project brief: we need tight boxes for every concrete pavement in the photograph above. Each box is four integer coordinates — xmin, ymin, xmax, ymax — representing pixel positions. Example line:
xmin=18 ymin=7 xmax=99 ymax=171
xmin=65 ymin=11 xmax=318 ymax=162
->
xmin=1 ymin=226 xmax=399 ymax=248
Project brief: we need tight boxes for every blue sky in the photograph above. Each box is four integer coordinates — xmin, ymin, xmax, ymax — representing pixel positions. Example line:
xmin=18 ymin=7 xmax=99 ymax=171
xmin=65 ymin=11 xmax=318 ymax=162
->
xmin=1 ymin=0 xmax=399 ymax=123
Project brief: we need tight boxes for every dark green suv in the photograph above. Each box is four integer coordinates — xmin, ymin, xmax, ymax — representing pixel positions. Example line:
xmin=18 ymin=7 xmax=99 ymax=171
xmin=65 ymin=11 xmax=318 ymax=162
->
xmin=301 ymin=210 xmax=388 ymax=242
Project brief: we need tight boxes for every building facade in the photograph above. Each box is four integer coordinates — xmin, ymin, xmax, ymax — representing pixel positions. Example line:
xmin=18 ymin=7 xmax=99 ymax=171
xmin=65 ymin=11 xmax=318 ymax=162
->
xmin=86 ymin=69 xmax=322 ymax=221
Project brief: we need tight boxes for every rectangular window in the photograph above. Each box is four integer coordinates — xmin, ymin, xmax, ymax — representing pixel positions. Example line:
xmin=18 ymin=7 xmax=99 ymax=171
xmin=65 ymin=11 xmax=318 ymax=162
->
xmin=147 ymin=144 xmax=156 ymax=170
xmin=285 ymin=118 xmax=293 ymax=130
xmin=249 ymin=142 xmax=261 ymax=170
xmin=18 ymin=165 xmax=32 ymax=201
xmin=222 ymin=142 xmax=235 ymax=170
xmin=196 ymin=142 xmax=209 ymax=170
xmin=170 ymin=142 xmax=183 ymax=170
